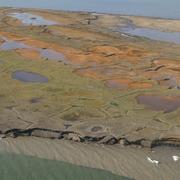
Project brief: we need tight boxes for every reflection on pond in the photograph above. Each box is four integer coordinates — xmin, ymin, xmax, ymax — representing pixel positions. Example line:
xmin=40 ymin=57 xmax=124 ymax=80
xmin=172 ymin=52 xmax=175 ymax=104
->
xmin=12 ymin=70 xmax=48 ymax=83
xmin=136 ymin=95 xmax=180 ymax=113
xmin=9 ymin=12 xmax=58 ymax=26
xmin=0 ymin=39 xmax=30 ymax=50
xmin=120 ymin=26 xmax=180 ymax=45
xmin=0 ymin=37 xmax=66 ymax=62
xmin=40 ymin=49 xmax=66 ymax=62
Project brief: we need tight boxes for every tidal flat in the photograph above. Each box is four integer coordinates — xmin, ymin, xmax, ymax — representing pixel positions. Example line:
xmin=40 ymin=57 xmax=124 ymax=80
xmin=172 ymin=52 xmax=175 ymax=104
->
xmin=0 ymin=7 xmax=179 ymax=179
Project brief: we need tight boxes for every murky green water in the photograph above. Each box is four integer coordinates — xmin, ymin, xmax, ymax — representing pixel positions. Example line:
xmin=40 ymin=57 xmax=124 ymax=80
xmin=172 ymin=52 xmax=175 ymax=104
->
xmin=0 ymin=153 xmax=130 ymax=180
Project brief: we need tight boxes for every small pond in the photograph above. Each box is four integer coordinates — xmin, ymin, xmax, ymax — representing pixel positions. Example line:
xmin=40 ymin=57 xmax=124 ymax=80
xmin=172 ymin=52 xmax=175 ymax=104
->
xmin=136 ymin=95 xmax=180 ymax=113
xmin=0 ymin=38 xmax=67 ymax=62
xmin=9 ymin=12 xmax=58 ymax=26
xmin=0 ymin=39 xmax=30 ymax=50
xmin=12 ymin=70 xmax=48 ymax=83
xmin=40 ymin=49 xmax=66 ymax=62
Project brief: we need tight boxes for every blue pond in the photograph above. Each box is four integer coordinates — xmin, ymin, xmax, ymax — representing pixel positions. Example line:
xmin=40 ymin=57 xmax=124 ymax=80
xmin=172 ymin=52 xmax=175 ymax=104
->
xmin=12 ymin=71 xmax=49 ymax=83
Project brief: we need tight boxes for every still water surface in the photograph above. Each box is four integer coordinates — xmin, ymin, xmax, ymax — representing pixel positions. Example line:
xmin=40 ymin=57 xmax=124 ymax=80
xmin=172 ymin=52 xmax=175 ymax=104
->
xmin=120 ymin=26 xmax=180 ymax=44
xmin=0 ymin=153 xmax=129 ymax=180
xmin=0 ymin=0 xmax=180 ymax=19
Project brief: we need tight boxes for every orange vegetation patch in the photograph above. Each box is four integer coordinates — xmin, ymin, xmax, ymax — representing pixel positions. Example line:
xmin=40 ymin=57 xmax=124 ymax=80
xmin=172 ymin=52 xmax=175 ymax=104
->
xmin=90 ymin=45 xmax=156 ymax=62
xmin=105 ymin=78 xmax=153 ymax=90
xmin=30 ymin=11 xmax=76 ymax=25
xmin=91 ymin=45 xmax=149 ymax=55
xmin=76 ymin=68 xmax=103 ymax=80
xmin=68 ymin=45 xmax=155 ymax=69
xmin=0 ymin=31 xmax=80 ymax=56
xmin=67 ymin=53 xmax=115 ymax=66
xmin=0 ymin=31 xmax=154 ymax=66
xmin=90 ymin=45 xmax=122 ymax=55
xmin=4 ymin=15 xmax=22 ymax=27
xmin=154 ymin=59 xmax=180 ymax=72
xmin=49 ymin=26 xmax=106 ymax=41
xmin=105 ymin=79 xmax=132 ymax=90
xmin=15 ymin=49 xmax=40 ymax=60
xmin=129 ymin=82 xmax=153 ymax=89
xmin=0 ymin=31 xmax=155 ymax=90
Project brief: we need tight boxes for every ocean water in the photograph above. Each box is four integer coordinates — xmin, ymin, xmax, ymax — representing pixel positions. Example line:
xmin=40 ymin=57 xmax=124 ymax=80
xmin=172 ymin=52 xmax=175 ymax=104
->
xmin=0 ymin=153 xmax=130 ymax=180
xmin=0 ymin=0 xmax=180 ymax=19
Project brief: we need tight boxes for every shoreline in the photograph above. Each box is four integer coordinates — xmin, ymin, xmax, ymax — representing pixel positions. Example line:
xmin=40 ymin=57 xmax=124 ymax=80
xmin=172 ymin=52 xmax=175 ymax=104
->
xmin=12 ymin=7 xmax=180 ymax=33
xmin=0 ymin=136 xmax=180 ymax=180
xmin=1 ymin=127 xmax=180 ymax=149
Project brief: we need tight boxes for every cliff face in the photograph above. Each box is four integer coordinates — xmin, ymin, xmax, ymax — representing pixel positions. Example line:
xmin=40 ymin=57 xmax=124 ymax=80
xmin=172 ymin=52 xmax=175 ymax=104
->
xmin=0 ymin=8 xmax=179 ymax=148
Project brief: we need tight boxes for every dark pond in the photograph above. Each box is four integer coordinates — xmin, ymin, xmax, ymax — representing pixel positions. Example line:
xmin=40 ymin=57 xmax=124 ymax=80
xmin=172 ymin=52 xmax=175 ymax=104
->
xmin=12 ymin=70 xmax=48 ymax=83
xmin=136 ymin=95 xmax=180 ymax=113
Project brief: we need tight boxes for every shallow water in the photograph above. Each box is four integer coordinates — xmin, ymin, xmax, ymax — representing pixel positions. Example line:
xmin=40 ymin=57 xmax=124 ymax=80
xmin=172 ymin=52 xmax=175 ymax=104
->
xmin=0 ymin=0 xmax=180 ymax=19
xmin=0 ymin=153 xmax=128 ymax=180
xmin=12 ymin=71 xmax=48 ymax=83
xmin=0 ymin=38 xmax=67 ymax=62
xmin=9 ymin=12 xmax=58 ymax=26
xmin=0 ymin=39 xmax=30 ymax=50
xmin=40 ymin=49 xmax=66 ymax=62
xmin=120 ymin=26 xmax=180 ymax=45
xmin=136 ymin=95 xmax=180 ymax=113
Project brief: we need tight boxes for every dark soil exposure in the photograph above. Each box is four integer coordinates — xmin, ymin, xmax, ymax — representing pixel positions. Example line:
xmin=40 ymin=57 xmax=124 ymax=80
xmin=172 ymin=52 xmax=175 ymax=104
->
xmin=2 ymin=127 xmax=180 ymax=148
xmin=0 ymin=8 xmax=179 ymax=149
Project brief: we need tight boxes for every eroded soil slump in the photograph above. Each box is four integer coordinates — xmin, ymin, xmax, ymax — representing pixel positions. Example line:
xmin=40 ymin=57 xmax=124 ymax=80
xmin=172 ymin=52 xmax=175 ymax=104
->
xmin=0 ymin=8 xmax=179 ymax=148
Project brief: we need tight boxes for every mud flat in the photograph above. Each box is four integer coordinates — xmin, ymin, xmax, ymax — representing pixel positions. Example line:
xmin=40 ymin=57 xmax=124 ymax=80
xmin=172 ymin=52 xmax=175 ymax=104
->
xmin=0 ymin=7 xmax=179 ymax=179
